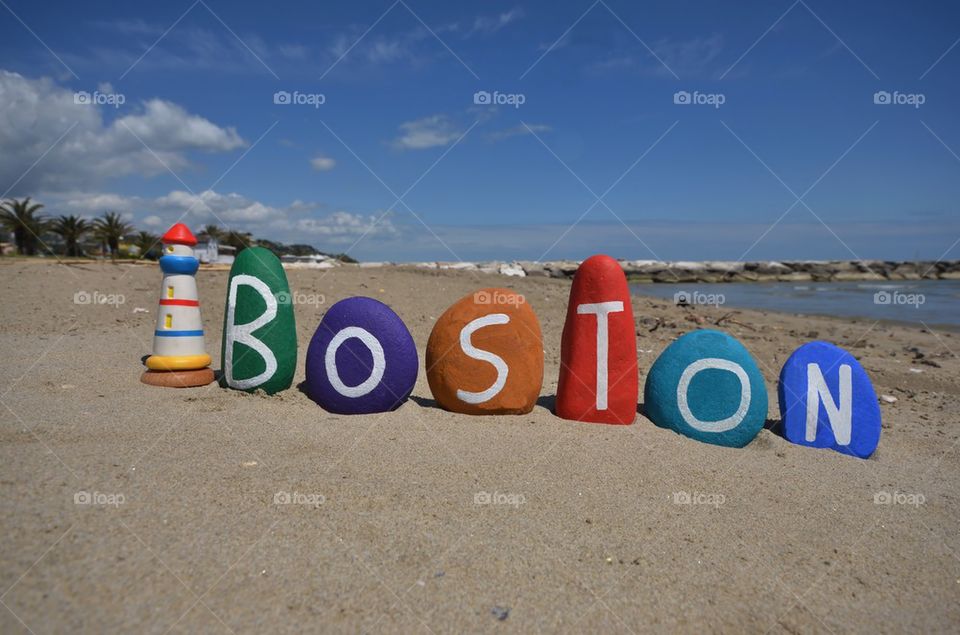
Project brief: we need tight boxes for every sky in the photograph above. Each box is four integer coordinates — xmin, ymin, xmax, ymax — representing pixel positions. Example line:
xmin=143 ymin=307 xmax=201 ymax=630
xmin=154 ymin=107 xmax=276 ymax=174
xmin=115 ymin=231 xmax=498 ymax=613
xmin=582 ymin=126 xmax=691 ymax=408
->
xmin=1 ymin=0 xmax=959 ymax=262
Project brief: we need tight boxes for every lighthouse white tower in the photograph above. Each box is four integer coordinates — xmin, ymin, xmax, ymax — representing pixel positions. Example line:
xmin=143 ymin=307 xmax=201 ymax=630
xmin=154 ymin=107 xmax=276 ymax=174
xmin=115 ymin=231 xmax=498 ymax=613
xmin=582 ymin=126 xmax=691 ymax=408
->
xmin=142 ymin=223 xmax=213 ymax=387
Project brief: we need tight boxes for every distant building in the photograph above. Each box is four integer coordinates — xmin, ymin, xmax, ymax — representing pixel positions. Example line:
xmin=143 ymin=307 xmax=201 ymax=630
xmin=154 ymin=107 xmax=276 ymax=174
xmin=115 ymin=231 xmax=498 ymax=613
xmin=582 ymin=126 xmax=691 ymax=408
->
xmin=194 ymin=236 xmax=236 ymax=265
xmin=280 ymin=253 xmax=337 ymax=268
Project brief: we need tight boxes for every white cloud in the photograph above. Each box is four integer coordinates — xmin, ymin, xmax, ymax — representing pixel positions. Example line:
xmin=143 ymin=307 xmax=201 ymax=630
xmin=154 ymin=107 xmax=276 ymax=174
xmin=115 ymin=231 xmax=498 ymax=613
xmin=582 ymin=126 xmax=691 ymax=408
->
xmin=487 ymin=123 xmax=552 ymax=142
xmin=79 ymin=23 xmax=306 ymax=74
xmin=152 ymin=190 xmax=278 ymax=223
xmin=310 ymin=155 xmax=336 ymax=171
xmin=88 ymin=18 xmax=164 ymax=37
xmin=654 ymin=34 xmax=724 ymax=76
xmin=114 ymin=99 xmax=244 ymax=153
xmin=392 ymin=115 xmax=464 ymax=150
xmin=591 ymin=34 xmax=725 ymax=77
xmin=0 ymin=70 xmax=246 ymax=195
xmin=57 ymin=191 xmax=143 ymax=214
xmin=41 ymin=189 xmax=398 ymax=248
xmin=469 ymin=7 xmax=524 ymax=36
xmin=296 ymin=211 xmax=398 ymax=241
xmin=328 ymin=30 xmax=424 ymax=68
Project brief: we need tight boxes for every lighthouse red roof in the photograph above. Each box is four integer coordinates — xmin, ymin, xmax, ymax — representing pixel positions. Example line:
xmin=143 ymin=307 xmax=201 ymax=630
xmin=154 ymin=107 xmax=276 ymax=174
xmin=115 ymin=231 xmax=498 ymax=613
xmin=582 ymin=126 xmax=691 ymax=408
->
xmin=161 ymin=223 xmax=197 ymax=246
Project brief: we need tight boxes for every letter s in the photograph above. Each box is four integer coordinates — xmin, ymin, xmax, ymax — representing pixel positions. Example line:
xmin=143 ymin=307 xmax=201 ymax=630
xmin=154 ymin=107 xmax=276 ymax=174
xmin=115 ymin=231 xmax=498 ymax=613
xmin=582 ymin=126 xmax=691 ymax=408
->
xmin=456 ymin=313 xmax=510 ymax=404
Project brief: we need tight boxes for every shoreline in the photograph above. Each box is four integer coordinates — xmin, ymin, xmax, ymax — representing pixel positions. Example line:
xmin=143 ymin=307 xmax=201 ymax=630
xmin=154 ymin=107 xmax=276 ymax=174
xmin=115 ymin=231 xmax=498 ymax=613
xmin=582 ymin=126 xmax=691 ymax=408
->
xmin=8 ymin=257 xmax=954 ymax=330
xmin=6 ymin=256 xmax=960 ymax=283
xmin=369 ymin=259 xmax=960 ymax=283
xmin=628 ymin=279 xmax=960 ymax=334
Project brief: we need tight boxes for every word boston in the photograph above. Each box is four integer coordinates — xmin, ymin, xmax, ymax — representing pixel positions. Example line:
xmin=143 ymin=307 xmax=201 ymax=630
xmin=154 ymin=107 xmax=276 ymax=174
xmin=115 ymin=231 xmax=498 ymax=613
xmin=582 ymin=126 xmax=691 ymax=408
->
xmin=138 ymin=234 xmax=882 ymax=460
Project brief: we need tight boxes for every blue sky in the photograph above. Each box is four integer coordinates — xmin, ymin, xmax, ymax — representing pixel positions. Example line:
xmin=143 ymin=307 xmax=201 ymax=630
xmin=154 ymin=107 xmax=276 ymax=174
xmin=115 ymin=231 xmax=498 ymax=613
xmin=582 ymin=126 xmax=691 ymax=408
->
xmin=1 ymin=0 xmax=958 ymax=262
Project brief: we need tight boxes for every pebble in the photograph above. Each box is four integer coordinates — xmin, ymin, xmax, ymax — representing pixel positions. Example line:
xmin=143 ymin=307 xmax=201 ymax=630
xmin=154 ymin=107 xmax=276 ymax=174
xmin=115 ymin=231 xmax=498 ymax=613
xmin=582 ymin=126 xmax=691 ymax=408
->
xmin=305 ymin=297 xmax=418 ymax=414
xmin=778 ymin=341 xmax=882 ymax=459
xmin=221 ymin=246 xmax=297 ymax=395
xmin=644 ymin=329 xmax=768 ymax=448
xmin=555 ymin=254 xmax=637 ymax=424
xmin=426 ymin=289 xmax=543 ymax=415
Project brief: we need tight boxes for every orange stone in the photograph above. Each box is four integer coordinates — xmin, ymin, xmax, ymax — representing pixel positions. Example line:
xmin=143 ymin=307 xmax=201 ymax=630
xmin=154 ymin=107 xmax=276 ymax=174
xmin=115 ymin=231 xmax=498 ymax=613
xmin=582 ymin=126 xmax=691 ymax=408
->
xmin=426 ymin=288 xmax=543 ymax=415
xmin=140 ymin=368 xmax=215 ymax=388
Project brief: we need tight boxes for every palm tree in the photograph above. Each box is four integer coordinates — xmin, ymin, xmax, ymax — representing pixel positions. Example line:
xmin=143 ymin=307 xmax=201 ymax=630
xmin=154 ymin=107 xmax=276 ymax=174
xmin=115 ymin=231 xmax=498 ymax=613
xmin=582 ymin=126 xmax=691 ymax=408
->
xmin=223 ymin=229 xmax=253 ymax=253
xmin=0 ymin=197 xmax=48 ymax=255
xmin=52 ymin=215 xmax=91 ymax=257
xmin=202 ymin=224 xmax=225 ymax=241
xmin=133 ymin=231 xmax=160 ymax=260
xmin=93 ymin=211 xmax=133 ymax=260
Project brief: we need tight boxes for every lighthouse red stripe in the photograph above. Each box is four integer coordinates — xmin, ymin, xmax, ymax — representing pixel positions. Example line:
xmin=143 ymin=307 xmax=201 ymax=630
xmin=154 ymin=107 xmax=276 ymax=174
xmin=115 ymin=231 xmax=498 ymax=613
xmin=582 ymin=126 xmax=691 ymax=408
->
xmin=159 ymin=299 xmax=199 ymax=307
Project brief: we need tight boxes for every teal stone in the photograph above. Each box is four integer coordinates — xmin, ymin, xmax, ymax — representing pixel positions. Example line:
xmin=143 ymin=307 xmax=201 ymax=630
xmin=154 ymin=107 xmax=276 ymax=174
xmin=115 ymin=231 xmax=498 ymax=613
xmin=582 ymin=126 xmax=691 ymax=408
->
xmin=644 ymin=329 xmax=768 ymax=447
xmin=220 ymin=247 xmax=297 ymax=394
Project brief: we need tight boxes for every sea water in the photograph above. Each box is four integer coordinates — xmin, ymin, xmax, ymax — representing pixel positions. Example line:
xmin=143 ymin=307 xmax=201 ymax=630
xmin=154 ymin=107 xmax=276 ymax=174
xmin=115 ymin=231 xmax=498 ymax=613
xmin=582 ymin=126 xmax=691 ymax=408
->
xmin=630 ymin=280 xmax=960 ymax=329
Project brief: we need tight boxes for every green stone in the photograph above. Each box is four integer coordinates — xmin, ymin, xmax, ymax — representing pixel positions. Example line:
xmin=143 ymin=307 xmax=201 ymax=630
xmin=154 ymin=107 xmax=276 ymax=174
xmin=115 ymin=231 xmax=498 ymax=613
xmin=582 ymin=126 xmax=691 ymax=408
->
xmin=220 ymin=247 xmax=297 ymax=394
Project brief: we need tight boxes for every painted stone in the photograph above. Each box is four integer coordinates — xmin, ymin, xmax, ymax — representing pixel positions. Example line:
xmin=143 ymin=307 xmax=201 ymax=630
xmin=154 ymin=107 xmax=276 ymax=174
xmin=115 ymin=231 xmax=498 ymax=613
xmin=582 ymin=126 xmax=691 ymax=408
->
xmin=141 ymin=367 xmax=216 ymax=388
xmin=556 ymin=254 xmax=637 ymax=424
xmin=305 ymin=297 xmax=418 ymax=414
xmin=426 ymin=288 xmax=543 ymax=415
xmin=644 ymin=329 xmax=767 ymax=447
xmin=778 ymin=341 xmax=881 ymax=459
xmin=220 ymin=247 xmax=297 ymax=395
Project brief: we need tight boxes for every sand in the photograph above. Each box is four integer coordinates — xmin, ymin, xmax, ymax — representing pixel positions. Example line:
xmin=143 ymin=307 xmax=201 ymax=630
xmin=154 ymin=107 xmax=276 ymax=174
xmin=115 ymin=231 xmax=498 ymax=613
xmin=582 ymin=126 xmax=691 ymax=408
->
xmin=0 ymin=259 xmax=957 ymax=633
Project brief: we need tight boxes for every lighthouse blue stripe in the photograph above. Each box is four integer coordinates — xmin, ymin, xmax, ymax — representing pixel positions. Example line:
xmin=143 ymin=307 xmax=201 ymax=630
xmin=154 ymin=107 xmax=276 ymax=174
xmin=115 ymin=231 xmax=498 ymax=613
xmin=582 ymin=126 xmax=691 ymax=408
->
xmin=154 ymin=330 xmax=204 ymax=337
xmin=160 ymin=254 xmax=199 ymax=275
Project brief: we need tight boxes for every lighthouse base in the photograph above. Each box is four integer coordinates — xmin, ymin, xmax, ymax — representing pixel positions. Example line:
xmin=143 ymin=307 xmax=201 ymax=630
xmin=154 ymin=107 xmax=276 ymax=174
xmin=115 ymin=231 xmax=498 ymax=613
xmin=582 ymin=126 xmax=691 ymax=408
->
xmin=141 ymin=368 xmax=215 ymax=388
xmin=146 ymin=353 xmax=212 ymax=371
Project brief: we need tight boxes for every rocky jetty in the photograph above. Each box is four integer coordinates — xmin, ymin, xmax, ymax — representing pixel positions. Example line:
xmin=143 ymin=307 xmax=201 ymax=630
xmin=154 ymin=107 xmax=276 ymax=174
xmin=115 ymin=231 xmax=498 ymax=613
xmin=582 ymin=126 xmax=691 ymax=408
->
xmin=302 ymin=259 xmax=960 ymax=283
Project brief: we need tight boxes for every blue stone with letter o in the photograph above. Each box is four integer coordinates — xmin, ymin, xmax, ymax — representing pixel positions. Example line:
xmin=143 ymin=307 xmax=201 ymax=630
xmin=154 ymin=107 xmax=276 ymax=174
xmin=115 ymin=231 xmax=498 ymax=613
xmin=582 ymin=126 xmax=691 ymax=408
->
xmin=305 ymin=297 xmax=418 ymax=414
xmin=644 ymin=329 xmax=768 ymax=447
xmin=778 ymin=341 xmax=880 ymax=459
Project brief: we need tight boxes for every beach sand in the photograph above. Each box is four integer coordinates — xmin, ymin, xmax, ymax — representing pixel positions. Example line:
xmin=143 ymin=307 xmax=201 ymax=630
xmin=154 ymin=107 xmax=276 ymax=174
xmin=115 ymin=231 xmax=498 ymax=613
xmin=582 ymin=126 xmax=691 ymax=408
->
xmin=1 ymin=260 xmax=957 ymax=633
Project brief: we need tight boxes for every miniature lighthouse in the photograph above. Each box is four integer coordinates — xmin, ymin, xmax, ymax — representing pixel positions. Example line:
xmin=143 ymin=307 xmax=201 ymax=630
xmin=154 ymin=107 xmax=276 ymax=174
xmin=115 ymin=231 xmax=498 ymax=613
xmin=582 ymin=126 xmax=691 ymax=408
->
xmin=141 ymin=223 xmax=215 ymax=387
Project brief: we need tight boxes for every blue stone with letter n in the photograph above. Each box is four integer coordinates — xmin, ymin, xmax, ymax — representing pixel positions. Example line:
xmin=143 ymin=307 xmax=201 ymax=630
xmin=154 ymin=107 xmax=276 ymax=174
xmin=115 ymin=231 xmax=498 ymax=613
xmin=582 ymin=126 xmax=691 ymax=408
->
xmin=644 ymin=329 xmax=768 ymax=448
xmin=778 ymin=341 xmax=881 ymax=459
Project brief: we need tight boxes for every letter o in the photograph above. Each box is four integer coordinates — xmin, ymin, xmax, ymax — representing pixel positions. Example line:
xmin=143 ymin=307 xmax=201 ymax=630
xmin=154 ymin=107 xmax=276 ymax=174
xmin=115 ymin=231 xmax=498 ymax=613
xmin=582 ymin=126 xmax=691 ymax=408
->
xmin=324 ymin=326 xmax=386 ymax=398
xmin=676 ymin=358 xmax=750 ymax=433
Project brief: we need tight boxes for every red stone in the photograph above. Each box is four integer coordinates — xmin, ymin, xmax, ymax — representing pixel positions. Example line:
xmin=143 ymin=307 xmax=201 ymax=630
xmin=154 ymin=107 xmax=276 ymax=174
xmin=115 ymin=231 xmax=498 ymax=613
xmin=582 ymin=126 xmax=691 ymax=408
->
xmin=555 ymin=254 xmax=638 ymax=424
xmin=161 ymin=223 xmax=197 ymax=246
